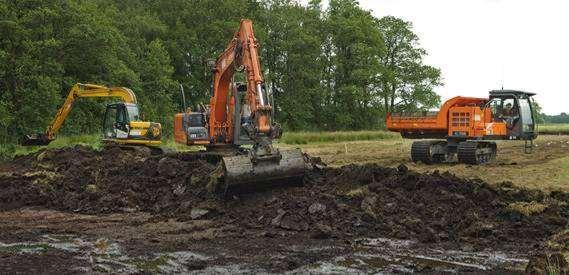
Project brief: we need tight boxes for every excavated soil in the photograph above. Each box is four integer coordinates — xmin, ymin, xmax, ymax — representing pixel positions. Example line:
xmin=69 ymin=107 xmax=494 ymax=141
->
xmin=0 ymin=145 xmax=568 ymax=273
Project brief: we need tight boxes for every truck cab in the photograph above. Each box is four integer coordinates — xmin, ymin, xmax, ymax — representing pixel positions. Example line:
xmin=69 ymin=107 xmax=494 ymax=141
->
xmin=487 ymin=90 xmax=537 ymax=140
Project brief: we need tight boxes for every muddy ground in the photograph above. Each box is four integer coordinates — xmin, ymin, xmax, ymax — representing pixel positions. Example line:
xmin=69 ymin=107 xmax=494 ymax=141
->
xmin=0 ymin=145 xmax=568 ymax=273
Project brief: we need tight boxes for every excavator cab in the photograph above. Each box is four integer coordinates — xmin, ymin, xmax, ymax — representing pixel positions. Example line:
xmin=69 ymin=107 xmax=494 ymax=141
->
xmin=102 ymin=102 xmax=162 ymax=143
xmin=183 ymin=112 xmax=209 ymax=145
xmin=103 ymin=103 xmax=133 ymax=139
xmin=488 ymin=90 xmax=537 ymax=140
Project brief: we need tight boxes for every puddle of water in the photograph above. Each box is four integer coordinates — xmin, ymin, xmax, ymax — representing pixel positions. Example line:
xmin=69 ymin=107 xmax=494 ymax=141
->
xmin=288 ymin=238 xmax=529 ymax=274
xmin=0 ymin=242 xmax=51 ymax=254
xmin=356 ymin=237 xmax=416 ymax=249
xmin=1 ymin=235 xmax=529 ymax=274
xmin=1 ymin=234 xmax=214 ymax=273
xmin=185 ymin=264 xmax=261 ymax=274
xmin=301 ymin=261 xmax=365 ymax=274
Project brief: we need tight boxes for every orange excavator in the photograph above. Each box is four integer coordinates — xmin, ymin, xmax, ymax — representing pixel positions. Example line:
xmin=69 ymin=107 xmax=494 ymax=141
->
xmin=173 ymin=19 xmax=307 ymax=190
xmin=386 ymin=90 xmax=538 ymax=164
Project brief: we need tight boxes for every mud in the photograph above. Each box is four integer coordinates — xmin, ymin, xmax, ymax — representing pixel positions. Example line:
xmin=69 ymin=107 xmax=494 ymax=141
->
xmin=0 ymin=146 xmax=217 ymax=214
xmin=0 ymin=145 xmax=568 ymax=273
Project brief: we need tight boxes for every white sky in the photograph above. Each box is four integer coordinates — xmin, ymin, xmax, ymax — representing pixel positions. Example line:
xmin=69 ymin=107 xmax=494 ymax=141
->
xmin=302 ymin=0 xmax=568 ymax=114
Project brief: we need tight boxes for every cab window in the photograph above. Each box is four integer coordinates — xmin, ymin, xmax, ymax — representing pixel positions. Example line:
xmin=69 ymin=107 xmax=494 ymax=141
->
xmin=502 ymin=98 xmax=517 ymax=117
xmin=126 ymin=105 xmax=140 ymax=121
xmin=104 ymin=106 xmax=117 ymax=132
xmin=489 ymin=98 xmax=502 ymax=118
xmin=117 ymin=105 xmax=128 ymax=124
xmin=518 ymin=98 xmax=533 ymax=126
xmin=187 ymin=114 xmax=204 ymax=127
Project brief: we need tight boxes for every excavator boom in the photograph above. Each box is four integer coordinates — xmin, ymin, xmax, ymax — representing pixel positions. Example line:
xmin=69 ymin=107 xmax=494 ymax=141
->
xmin=212 ymin=19 xmax=306 ymax=189
xmin=209 ymin=19 xmax=272 ymax=142
xmin=174 ymin=19 xmax=308 ymax=191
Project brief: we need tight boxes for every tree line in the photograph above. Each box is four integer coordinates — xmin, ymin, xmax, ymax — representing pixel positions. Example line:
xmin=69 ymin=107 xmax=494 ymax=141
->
xmin=542 ymin=113 xmax=569 ymax=124
xmin=0 ymin=0 xmax=442 ymax=144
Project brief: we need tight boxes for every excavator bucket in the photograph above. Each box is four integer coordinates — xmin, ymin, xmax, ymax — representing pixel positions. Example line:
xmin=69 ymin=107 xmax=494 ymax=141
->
xmin=221 ymin=148 xmax=308 ymax=191
xmin=21 ymin=133 xmax=52 ymax=146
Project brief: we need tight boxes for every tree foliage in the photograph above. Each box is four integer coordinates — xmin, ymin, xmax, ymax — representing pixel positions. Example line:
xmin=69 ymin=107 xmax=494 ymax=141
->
xmin=375 ymin=16 xmax=442 ymax=116
xmin=0 ymin=0 xmax=442 ymax=142
xmin=543 ymin=113 xmax=569 ymax=124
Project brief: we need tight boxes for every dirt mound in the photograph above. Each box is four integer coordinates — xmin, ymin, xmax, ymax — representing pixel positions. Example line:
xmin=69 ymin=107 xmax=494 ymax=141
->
xmin=0 ymin=146 xmax=568 ymax=251
xmin=526 ymin=229 xmax=569 ymax=273
xmin=325 ymin=164 xmax=567 ymax=246
xmin=220 ymin=163 xmax=568 ymax=250
xmin=0 ymin=145 xmax=216 ymax=213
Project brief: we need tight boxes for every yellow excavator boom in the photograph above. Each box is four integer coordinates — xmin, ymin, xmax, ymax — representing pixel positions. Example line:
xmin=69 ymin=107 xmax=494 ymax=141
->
xmin=22 ymin=83 xmax=161 ymax=146
xmin=45 ymin=83 xmax=138 ymax=140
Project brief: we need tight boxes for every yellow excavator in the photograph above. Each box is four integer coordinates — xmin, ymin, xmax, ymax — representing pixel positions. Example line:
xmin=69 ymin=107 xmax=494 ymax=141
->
xmin=22 ymin=83 xmax=162 ymax=148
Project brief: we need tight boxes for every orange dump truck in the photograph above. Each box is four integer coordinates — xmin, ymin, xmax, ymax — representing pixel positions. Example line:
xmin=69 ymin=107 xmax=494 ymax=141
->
xmin=386 ymin=90 xmax=537 ymax=164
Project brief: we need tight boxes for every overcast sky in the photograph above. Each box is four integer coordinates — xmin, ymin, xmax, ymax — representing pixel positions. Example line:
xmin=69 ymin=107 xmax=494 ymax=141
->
xmin=304 ymin=0 xmax=568 ymax=114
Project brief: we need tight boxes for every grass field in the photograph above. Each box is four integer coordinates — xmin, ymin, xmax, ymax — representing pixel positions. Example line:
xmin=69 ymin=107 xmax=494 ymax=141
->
xmin=538 ymin=123 xmax=569 ymax=135
xmin=0 ymin=135 xmax=103 ymax=160
xmin=280 ymin=130 xmax=398 ymax=144
xmin=285 ymin=135 xmax=569 ymax=192
xmin=1 ymin=130 xmax=399 ymax=160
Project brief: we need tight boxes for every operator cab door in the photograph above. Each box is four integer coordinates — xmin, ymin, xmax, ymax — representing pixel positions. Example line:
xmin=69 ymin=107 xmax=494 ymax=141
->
xmin=103 ymin=103 xmax=130 ymax=139
xmin=516 ymin=96 xmax=536 ymax=139
xmin=489 ymin=94 xmax=535 ymax=139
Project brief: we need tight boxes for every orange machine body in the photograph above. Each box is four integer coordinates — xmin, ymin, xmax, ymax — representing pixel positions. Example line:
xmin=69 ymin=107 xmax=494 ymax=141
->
xmin=174 ymin=112 xmax=210 ymax=145
xmin=174 ymin=113 xmax=186 ymax=144
xmin=386 ymin=96 xmax=507 ymax=139
xmin=208 ymin=19 xmax=270 ymax=145
xmin=174 ymin=19 xmax=272 ymax=146
xmin=171 ymin=20 xmax=308 ymax=188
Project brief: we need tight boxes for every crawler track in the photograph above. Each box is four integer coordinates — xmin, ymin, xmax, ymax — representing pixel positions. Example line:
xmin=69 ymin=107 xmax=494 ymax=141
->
xmin=411 ymin=140 xmax=448 ymax=164
xmin=457 ymin=141 xmax=497 ymax=164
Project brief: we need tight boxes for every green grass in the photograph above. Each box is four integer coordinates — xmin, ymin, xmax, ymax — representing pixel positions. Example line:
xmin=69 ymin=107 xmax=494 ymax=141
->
xmin=553 ymin=156 xmax=569 ymax=186
xmin=538 ymin=124 xmax=569 ymax=135
xmin=280 ymin=130 xmax=398 ymax=144
xmin=159 ymin=138 xmax=198 ymax=152
xmin=0 ymin=130 xmax=399 ymax=160
xmin=0 ymin=133 xmax=200 ymax=161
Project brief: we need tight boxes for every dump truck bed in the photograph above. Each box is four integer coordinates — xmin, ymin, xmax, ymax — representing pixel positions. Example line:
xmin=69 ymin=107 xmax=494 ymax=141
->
xmin=386 ymin=97 xmax=487 ymax=139
xmin=386 ymin=112 xmax=447 ymax=138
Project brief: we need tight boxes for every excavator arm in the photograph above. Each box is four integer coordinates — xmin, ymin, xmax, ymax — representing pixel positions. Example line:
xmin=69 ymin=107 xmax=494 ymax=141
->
xmin=206 ymin=19 xmax=306 ymax=188
xmin=209 ymin=19 xmax=275 ymax=144
xmin=22 ymin=83 xmax=139 ymax=145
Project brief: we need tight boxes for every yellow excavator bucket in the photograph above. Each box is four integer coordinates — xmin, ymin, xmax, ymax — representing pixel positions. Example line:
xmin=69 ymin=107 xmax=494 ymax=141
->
xmin=21 ymin=133 xmax=52 ymax=146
